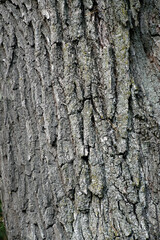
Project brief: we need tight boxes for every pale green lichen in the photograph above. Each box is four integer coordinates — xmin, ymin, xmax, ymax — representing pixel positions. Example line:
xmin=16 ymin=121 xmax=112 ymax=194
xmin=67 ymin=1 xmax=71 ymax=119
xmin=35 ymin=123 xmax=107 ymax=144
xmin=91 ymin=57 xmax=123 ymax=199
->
xmin=88 ymin=165 xmax=104 ymax=198
xmin=133 ymin=177 xmax=140 ymax=187
xmin=113 ymin=0 xmax=129 ymax=26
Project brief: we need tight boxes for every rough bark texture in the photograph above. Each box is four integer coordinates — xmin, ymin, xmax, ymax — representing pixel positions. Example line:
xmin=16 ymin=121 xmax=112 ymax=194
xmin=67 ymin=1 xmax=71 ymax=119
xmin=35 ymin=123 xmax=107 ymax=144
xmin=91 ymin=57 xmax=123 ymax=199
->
xmin=0 ymin=0 xmax=160 ymax=239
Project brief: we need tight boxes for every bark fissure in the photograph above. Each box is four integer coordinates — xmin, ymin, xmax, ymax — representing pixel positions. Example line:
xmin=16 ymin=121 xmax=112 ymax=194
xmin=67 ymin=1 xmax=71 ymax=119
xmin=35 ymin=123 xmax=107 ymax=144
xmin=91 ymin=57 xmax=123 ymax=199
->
xmin=0 ymin=0 xmax=159 ymax=239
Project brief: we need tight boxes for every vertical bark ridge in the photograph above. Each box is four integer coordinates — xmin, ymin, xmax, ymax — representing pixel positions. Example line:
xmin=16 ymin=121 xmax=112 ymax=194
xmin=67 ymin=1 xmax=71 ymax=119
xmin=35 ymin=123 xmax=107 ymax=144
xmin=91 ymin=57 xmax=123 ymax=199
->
xmin=0 ymin=0 xmax=159 ymax=239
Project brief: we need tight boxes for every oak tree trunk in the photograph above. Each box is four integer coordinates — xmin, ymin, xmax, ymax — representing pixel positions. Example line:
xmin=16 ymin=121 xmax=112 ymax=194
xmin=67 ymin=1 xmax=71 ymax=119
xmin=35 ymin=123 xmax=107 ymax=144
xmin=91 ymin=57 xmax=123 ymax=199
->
xmin=0 ymin=0 xmax=160 ymax=239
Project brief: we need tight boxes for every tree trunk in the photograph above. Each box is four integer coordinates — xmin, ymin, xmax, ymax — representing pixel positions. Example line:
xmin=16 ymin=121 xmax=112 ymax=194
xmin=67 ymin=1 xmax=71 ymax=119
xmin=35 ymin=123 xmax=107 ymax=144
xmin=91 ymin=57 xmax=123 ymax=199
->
xmin=0 ymin=0 xmax=160 ymax=239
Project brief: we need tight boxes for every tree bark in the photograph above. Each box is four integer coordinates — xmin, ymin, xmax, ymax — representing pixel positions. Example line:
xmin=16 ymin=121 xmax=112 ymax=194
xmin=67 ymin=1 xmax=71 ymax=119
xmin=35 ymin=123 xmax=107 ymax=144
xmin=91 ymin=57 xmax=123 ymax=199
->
xmin=0 ymin=0 xmax=160 ymax=239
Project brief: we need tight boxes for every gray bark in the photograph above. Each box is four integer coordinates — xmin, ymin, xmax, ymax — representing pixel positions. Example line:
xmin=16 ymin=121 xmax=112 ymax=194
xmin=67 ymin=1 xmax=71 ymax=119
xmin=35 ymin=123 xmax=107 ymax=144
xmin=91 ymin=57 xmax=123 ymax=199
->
xmin=0 ymin=0 xmax=160 ymax=239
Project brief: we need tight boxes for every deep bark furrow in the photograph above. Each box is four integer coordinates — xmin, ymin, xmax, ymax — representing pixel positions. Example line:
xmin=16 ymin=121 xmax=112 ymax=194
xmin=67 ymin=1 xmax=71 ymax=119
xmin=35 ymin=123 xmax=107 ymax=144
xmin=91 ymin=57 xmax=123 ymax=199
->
xmin=0 ymin=0 xmax=159 ymax=240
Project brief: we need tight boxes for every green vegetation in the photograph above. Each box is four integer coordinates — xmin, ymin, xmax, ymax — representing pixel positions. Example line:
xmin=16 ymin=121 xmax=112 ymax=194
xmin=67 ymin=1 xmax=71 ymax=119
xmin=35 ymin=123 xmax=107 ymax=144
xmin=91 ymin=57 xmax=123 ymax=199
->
xmin=0 ymin=200 xmax=7 ymax=240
